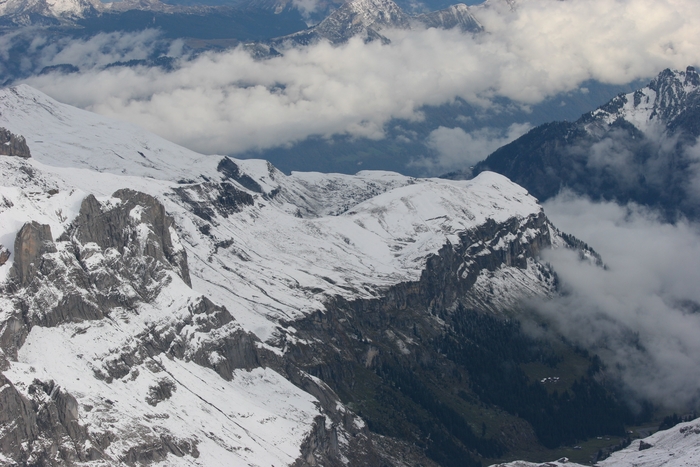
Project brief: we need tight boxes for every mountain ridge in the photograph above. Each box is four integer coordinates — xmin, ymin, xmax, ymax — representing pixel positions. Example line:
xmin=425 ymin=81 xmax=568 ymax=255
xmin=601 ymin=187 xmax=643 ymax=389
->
xmin=453 ymin=66 xmax=700 ymax=220
xmin=272 ymin=0 xmax=482 ymax=46
xmin=0 ymin=84 xmax=610 ymax=466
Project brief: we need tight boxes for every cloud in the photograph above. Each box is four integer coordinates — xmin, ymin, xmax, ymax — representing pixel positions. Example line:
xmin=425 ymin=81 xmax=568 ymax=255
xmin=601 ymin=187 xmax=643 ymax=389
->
xmin=13 ymin=0 xmax=700 ymax=158
xmin=537 ymin=193 xmax=700 ymax=410
xmin=292 ymin=0 xmax=323 ymax=18
xmin=0 ymin=29 xmax=181 ymax=78
xmin=411 ymin=122 xmax=531 ymax=173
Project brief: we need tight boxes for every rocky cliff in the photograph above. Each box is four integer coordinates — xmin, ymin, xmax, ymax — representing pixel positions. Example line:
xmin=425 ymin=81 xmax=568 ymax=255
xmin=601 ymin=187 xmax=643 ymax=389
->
xmin=0 ymin=128 xmax=31 ymax=159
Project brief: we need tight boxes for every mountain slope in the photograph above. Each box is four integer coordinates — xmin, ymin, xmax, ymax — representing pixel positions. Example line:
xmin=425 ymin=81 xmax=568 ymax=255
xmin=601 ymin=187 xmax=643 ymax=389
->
xmin=0 ymin=85 xmax=631 ymax=466
xmin=465 ymin=66 xmax=700 ymax=220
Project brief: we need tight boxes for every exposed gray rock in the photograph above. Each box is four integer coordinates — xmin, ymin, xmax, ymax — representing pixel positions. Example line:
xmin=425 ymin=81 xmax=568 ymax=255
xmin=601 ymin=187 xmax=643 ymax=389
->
xmin=0 ymin=189 xmax=263 ymax=465
xmin=0 ymin=375 xmax=108 ymax=466
xmin=281 ymin=212 xmax=558 ymax=462
xmin=173 ymin=182 xmax=254 ymax=224
xmin=0 ymin=373 xmax=39 ymax=463
xmin=0 ymin=245 xmax=10 ymax=266
xmin=121 ymin=434 xmax=199 ymax=465
xmin=292 ymin=416 xmax=341 ymax=467
xmin=145 ymin=378 xmax=177 ymax=406
xmin=0 ymin=189 xmax=200 ymax=351
xmin=70 ymin=189 xmax=191 ymax=287
xmin=217 ymin=156 xmax=264 ymax=193
xmin=10 ymin=221 xmax=56 ymax=287
xmin=0 ymin=128 xmax=31 ymax=159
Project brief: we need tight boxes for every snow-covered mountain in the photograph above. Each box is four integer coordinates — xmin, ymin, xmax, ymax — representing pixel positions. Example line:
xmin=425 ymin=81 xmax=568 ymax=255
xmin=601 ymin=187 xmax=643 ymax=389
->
xmin=0 ymin=0 xmax=100 ymax=25
xmin=272 ymin=0 xmax=481 ymax=46
xmin=464 ymin=66 xmax=700 ymax=220
xmin=0 ymin=84 xmax=631 ymax=466
xmin=0 ymin=0 xmax=264 ymax=26
xmin=414 ymin=3 xmax=482 ymax=32
xmin=587 ymin=66 xmax=700 ymax=136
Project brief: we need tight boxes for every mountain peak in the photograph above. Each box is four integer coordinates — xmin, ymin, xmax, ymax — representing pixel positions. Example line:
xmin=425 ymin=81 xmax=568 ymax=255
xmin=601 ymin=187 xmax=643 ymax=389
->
xmin=312 ymin=0 xmax=410 ymax=43
xmin=588 ymin=66 xmax=700 ymax=134
xmin=414 ymin=3 xmax=482 ymax=32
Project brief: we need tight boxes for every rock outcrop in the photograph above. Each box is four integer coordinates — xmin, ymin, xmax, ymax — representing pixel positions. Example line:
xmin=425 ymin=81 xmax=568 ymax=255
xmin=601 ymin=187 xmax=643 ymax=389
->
xmin=69 ymin=189 xmax=191 ymax=287
xmin=0 ymin=189 xmax=279 ymax=466
xmin=10 ymin=221 xmax=56 ymax=286
xmin=0 ymin=374 xmax=105 ymax=466
xmin=0 ymin=128 xmax=31 ymax=159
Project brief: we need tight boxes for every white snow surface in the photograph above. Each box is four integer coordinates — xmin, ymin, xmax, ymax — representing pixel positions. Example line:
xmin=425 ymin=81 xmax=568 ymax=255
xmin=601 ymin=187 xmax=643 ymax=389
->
xmin=0 ymin=84 xmax=546 ymax=465
xmin=0 ymin=84 xmax=542 ymax=340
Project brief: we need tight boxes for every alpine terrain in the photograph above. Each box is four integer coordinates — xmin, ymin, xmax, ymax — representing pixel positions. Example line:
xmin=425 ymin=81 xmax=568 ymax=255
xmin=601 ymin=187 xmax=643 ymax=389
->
xmin=0 ymin=82 xmax=658 ymax=466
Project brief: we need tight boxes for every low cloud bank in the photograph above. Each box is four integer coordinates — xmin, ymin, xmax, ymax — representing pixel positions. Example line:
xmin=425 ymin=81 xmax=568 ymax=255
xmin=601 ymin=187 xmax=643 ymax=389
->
xmin=9 ymin=0 xmax=699 ymax=159
xmin=539 ymin=194 xmax=700 ymax=410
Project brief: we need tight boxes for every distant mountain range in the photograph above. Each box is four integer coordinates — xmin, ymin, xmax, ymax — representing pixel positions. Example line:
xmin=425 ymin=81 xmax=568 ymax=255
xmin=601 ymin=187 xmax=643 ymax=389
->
xmin=0 ymin=0 xmax=483 ymax=48
xmin=270 ymin=0 xmax=481 ymax=47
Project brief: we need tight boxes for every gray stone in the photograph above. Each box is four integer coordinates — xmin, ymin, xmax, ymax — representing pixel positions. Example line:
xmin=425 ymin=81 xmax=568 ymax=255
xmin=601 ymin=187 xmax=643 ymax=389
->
xmin=10 ymin=221 xmax=56 ymax=286
xmin=0 ymin=245 xmax=10 ymax=266
xmin=0 ymin=128 xmax=31 ymax=158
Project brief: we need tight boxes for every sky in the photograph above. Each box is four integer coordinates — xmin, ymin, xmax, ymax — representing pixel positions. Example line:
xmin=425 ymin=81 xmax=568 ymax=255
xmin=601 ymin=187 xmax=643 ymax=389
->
xmin=8 ymin=0 xmax=700 ymax=166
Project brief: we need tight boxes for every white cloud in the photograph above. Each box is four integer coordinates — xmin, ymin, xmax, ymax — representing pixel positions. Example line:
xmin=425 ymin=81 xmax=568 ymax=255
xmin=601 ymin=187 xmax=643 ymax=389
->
xmin=537 ymin=193 xmax=700 ymax=409
xmin=292 ymin=0 xmax=323 ymax=18
xmin=412 ymin=122 xmax=531 ymax=173
xmin=16 ymin=0 xmax=700 ymax=157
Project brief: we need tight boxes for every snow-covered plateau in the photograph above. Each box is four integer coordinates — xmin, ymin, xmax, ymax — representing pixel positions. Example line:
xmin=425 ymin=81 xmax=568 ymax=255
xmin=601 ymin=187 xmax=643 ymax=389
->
xmin=0 ymin=84 xmax=690 ymax=466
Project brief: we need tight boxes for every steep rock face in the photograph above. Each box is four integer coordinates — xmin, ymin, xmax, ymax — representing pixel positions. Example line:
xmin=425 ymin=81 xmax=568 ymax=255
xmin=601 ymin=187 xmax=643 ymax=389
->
xmin=0 ymin=188 xmax=322 ymax=466
xmin=469 ymin=67 xmax=700 ymax=220
xmin=0 ymin=128 xmax=31 ymax=158
xmin=10 ymin=221 xmax=56 ymax=286
xmin=4 ymin=189 xmax=192 ymax=335
xmin=69 ymin=188 xmax=191 ymax=287
xmin=0 ymin=374 xmax=107 ymax=466
xmin=281 ymin=211 xmax=559 ymax=465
